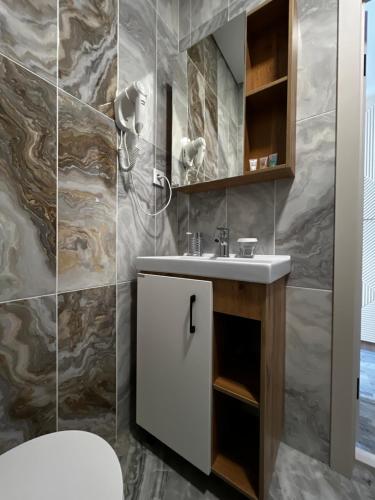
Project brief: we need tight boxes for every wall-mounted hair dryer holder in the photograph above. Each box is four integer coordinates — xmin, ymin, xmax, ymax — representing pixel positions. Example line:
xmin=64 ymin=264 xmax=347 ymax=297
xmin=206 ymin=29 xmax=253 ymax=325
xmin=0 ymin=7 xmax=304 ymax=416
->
xmin=114 ymin=81 xmax=148 ymax=136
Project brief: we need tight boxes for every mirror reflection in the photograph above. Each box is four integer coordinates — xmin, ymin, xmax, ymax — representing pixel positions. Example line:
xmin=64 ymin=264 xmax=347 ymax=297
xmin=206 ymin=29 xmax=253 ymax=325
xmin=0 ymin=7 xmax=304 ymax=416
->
xmin=172 ymin=14 xmax=246 ymax=187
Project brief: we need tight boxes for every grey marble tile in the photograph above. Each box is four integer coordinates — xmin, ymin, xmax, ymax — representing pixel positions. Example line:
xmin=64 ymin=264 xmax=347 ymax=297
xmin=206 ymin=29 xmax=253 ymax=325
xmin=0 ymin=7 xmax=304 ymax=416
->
xmin=58 ymin=91 xmax=117 ymax=293
xmin=117 ymin=281 xmax=137 ymax=436
xmin=269 ymin=442 xmax=373 ymax=500
xmin=0 ymin=0 xmax=57 ymax=84
xmin=0 ymin=296 xmax=56 ymax=455
xmin=59 ymin=0 xmax=117 ymax=118
xmin=188 ymin=40 xmax=205 ymax=76
xmin=227 ymin=182 xmax=274 ymax=255
xmin=190 ymin=0 xmax=227 ymax=32
xmin=275 ymin=111 xmax=336 ymax=290
xmin=155 ymin=149 xmax=179 ymax=255
xmin=352 ymin=460 xmax=375 ymax=497
xmin=171 ymin=53 xmax=188 ymax=185
xmin=284 ymin=286 xmax=332 ymax=464
xmin=0 ymin=56 xmax=56 ymax=302
xmin=229 ymin=0 xmax=266 ymax=20
xmin=119 ymin=0 xmax=156 ymax=144
xmin=179 ymin=0 xmax=190 ymax=49
xmin=117 ymin=136 xmax=155 ymax=282
xmin=190 ymin=9 xmax=228 ymax=47
xmin=204 ymin=84 xmax=218 ymax=181
xmin=156 ymin=15 xmax=178 ymax=152
xmin=58 ymin=285 xmax=116 ymax=442
xmin=217 ymin=102 xmax=229 ymax=179
xmin=296 ymin=0 xmax=338 ymax=121
xmin=177 ymin=192 xmax=190 ymax=254
xmin=228 ymin=117 xmax=240 ymax=177
xmin=189 ymin=190 xmax=226 ymax=254
xmin=204 ymin=37 xmax=218 ymax=95
xmin=158 ymin=0 xmax=179 ymax=38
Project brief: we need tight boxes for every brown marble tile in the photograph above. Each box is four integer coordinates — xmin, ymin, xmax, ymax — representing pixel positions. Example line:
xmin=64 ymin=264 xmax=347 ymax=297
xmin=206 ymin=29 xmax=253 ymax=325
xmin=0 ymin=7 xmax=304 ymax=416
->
xmin=0 ymin=55 xmax=56 ymax=302
xmin=58 ymin=91 xmax=117 ymax=293
xmin=0 ymin=0 xmax=57 ymax=84
xmin=59 ymin=0 xmax=117 ymax=117
xmin=58 ymin=285 xmax=116 ymax=441
xmin=0 ymin=296 xmax=56 ymax=454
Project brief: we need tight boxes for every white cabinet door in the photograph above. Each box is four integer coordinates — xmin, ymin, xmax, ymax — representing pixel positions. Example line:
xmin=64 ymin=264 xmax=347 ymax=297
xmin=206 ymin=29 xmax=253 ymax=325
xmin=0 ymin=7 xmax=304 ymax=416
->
xmin=136 ymin=273 xmax=213 ymax=474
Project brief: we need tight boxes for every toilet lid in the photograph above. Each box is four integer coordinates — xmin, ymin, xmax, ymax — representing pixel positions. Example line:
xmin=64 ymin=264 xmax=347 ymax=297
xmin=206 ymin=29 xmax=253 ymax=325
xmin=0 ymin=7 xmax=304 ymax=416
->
xmin=0 ymin=431 xmax=123 ymax=500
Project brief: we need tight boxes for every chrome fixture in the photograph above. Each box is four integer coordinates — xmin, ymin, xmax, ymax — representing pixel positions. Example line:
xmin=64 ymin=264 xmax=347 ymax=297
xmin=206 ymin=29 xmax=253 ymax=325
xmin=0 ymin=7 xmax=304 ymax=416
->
xmin=214 ymin=227 xmax=230 ymax=257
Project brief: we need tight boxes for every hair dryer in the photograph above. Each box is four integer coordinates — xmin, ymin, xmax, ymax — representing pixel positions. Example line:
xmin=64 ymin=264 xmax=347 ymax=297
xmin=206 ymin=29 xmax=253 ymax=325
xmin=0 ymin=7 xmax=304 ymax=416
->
xmin=114 ymin=81 xmax=148 ymax=135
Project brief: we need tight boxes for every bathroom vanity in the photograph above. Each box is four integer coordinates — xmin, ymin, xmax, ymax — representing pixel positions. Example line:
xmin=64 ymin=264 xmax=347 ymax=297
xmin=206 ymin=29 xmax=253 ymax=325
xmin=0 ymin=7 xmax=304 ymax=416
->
xmin=136 ymin=256 xmax=290 ymax=500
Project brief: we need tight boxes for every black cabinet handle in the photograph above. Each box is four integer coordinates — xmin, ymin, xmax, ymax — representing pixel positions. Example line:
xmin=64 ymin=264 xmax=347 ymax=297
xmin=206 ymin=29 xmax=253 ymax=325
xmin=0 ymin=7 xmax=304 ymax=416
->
xmin=190 ymin=294 xmax=196 ymax=333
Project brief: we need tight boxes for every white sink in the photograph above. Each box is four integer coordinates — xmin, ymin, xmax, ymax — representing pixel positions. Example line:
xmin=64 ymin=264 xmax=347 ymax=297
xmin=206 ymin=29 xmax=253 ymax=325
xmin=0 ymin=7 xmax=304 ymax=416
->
xmin=136 ymin=254 xmax=291 ymax=284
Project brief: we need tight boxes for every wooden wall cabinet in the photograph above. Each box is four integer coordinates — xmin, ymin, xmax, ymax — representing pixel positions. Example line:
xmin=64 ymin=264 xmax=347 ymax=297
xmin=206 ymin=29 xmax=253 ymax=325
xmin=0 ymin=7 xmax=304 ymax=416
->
xmin=137 ymin=273 xmax=286 ymax=500
xmin=177 ymin=0 xmax=297 ymax=194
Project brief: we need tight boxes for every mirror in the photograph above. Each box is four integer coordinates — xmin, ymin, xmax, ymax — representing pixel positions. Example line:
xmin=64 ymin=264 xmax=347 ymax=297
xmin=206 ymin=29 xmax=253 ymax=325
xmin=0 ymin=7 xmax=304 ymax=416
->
xmin=171 ymin=14 xmax=246 ymax=188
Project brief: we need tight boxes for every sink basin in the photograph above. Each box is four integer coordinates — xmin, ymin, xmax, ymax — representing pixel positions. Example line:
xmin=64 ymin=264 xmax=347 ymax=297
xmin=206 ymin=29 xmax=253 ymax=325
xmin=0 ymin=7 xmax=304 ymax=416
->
xmin=136 ymin=254 xmax=291 ymax=284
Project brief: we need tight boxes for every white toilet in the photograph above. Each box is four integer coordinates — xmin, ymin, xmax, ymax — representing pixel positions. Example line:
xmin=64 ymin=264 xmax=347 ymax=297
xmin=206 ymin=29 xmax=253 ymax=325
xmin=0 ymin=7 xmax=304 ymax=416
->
xmin=0 ymin=431 xmax=124 ymax=500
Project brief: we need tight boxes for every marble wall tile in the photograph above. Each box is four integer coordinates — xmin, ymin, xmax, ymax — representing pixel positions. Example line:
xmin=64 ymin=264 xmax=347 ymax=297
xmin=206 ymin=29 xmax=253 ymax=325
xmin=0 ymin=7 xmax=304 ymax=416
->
xmin=117 ymin=136 xmax=155 ymax=282
xmin=204 ymin=84 xmax=218 ymax=181
xmin=0 ymin=56 xmax=56 ymax=302
xmin=179 ymin=0 xmax=190 ymax=50
xmin=58 ymin=91 xmax=117 ymax=293
xmin=117 ymin=281 xmax=137 ymax=435
xmin=227 ymin=182 xmax=274 ymax=254
xmin=284 ymin=287 xmax=332 ymax=464
xmin=217 ymin=104 xmax=230 ymax=179
xmin=59 ymin=0 xmax=117 ymax=117
xmin=190 ymin=0 xmax=227 ymax=32
xmin=190 ymin=9 xmax=228 ymax=47
xmin=0 ymin=0 xmax=57 ymax=84
xmin=171 ymin=52 xmax=188 ymax=186
xmin=119 ymin=0 xmax=156 ymax=145
xmin=177 ymin=192 xmax=190 ymax=254
xmin=228 ymin=0 xmax=265 ymax=20
xmin=156 ymin=15 xmax=178 ymax=152
xmin=297 ymin=0 xmax=338 ymax=121
xmin=158 ymin=0 xmax=179 ymax=39
xmin=155 ymin=149 xmax=179 ymax=256
xmin=189 ymin=190 xmax=226 ymax=254
xmin=275 ymin=111 xmax=336 ymax=290
xmin=0 ymin=296 xmax=56 ymax=455
xmin=58 ymin=285 xmax=116 ymax=441
xmin=188 ymin=40 xmax=205 ymax=77
xmin=204 ymin=37 xmax=218 ymax=95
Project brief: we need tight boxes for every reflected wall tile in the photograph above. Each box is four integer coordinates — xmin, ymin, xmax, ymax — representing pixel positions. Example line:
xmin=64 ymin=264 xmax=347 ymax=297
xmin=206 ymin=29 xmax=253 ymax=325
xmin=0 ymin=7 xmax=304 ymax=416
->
xmin=0 ymin=0 xmax=57 ymax=84
xmin=58 ymin=91 xmax=117 ymax=293
xmin=58 ymin=286 xmax=116 ymax=441
xmin=158 ymin=0 xmax=179 ymax=38
xmin=179 ymin=0 xmax=190 ymax=49
xmin=204 ymin=84 xmax=218 ymax=181
xmin=59 ymin=0 xmax=117 ymax=117
xmin=218 ymin=104 xmax=229 ymax=179
xmin=189 ymin=190 xmax=226 ymax=254
xmin=0 ymin=296 xmax=56 ymax=455
xmin=177 ymin=192 xmax=189 ymax=254
xmin=284 ymin=287 xmax=332 ymax=464
xmin=187 ymin=58 xmax=205 ymax=183
xmin=190 ymin=0 xmax=227 ymax=31
xmin=190 ymin=9 xmax=228 ymax=47
xmin=188 ymin=40 xmax=205 ymax=76
xmin=275 ymin=112 xmax=336 ymax=290
xmin=117 ymin=136 xmax=155 ymax=282
xmin=119 ymin=0 xmax=156 ymax=144
xmin=156 ymin=15 xmax=178 ymax=152
xmin=227 ymin=182 xmax=274 ymax=255
xmin=0 ymin=56 xmax=56 ymax=302
xmin=297 ymin=0 xmax=338 ymax=121
xmin=117 ymin=281 xmax=137 ymax=435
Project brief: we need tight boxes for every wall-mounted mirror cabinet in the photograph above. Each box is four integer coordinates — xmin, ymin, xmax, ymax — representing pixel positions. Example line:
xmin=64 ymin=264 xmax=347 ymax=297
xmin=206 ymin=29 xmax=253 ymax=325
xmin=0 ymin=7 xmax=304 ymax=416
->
xmin=172 ymin=0 xmax=297 ymax=194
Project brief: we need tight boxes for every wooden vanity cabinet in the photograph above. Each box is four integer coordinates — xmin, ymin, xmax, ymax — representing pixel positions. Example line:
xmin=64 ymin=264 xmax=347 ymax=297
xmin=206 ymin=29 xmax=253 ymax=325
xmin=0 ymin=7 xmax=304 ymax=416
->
xmin=137 ymin=273 xmax=286 ymax=500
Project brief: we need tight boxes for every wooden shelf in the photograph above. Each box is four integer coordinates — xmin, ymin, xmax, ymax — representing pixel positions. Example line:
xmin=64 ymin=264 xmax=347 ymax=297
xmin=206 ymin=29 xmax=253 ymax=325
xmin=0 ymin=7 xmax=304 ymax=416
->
xmin=213 ymin=375 xmax=260 ymax=408
xmin=212 ymin=453 xmax=258 ymax=500
xmin=175 ymin=164 xmax=293 ymax=193
xmin=246 ymin=76 xmax=288 ymax=98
